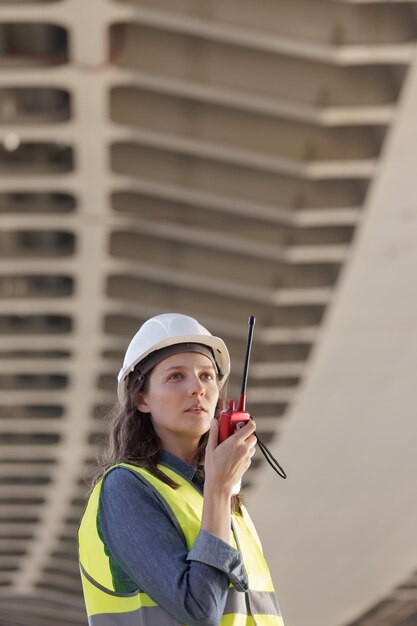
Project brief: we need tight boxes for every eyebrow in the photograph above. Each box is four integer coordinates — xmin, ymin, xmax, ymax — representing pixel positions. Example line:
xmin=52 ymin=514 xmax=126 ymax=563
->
xmin=164 ymin=364 xmax=216 ymax=372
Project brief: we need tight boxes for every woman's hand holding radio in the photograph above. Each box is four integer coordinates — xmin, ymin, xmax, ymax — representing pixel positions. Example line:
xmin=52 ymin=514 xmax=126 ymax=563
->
xmin=201 ymin=418 xmax=256 ymax=546
xmin=205 ymin=418 xmax=257 ymax=493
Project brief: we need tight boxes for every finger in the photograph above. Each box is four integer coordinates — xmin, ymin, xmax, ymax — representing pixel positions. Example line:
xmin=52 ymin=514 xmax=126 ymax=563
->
xmin=234 ymin=420 xmax=256 ymax=440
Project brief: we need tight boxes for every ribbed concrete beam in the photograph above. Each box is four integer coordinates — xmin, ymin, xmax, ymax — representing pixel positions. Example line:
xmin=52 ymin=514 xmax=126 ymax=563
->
xmin=247 ymin=47 xmax=417 ymax=626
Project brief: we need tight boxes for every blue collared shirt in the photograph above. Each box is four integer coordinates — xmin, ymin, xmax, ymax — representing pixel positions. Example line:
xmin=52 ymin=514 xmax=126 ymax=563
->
xmin=99 ymin=450 xmax=249 ymax=626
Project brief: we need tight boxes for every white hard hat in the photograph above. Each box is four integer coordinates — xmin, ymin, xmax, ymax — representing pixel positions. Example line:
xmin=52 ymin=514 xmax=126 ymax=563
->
xmin=117 ymin=313 xmax=230 ymax=404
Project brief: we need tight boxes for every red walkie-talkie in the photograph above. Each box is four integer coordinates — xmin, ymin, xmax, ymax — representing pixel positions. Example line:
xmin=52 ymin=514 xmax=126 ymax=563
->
xmin=218 ymin=315 xmax=255 ymax=444
xmin=218 ymin=315 xmax=287 ymax=492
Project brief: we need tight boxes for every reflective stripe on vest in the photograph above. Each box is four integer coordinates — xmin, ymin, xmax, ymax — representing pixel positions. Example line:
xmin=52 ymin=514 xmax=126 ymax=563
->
xmin=78 ymin=463 xmax=284 ymax=626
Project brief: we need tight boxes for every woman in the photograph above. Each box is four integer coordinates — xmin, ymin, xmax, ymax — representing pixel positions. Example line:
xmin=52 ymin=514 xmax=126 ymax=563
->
xmin=78 ymin=313 xmax=284 ymax=626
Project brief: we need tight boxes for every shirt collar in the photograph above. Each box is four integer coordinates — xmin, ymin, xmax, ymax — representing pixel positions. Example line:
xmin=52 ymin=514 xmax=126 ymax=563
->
xmin=159 ymin=449 xmax=199 ymax=482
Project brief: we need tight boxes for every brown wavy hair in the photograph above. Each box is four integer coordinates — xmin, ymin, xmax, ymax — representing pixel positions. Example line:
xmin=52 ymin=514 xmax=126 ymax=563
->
xmin=94 ymin=375 xmax=243 ymax=514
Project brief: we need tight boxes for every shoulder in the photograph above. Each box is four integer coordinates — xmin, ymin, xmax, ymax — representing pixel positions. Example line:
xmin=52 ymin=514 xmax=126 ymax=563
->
xmin=100 ymin=465 xmax=179 ymax=516
xmin=99 ymin=466 xmax=185 ymax=545
xmin=100 ymin=465 xmax=155 ymax=501
xmin=102 ymin=465 xmax=142 ymax=488
xmin=99 ymin=466 xmax=169 ymax=528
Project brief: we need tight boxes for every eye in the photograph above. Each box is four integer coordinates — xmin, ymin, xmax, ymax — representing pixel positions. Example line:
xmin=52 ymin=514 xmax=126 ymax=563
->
xmin=201 ymin=371 xmax=215 ymax=381
xmin=168 ymin=371 xmax=183 ymax=381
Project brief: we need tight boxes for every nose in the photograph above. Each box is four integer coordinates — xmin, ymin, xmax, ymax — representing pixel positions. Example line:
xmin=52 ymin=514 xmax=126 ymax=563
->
xmin=189 ymin=375 xmax=205 ymax=396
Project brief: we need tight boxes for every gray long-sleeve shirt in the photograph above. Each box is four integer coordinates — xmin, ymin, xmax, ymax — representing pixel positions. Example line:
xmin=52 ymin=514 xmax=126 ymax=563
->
xmin=99 ymin=450 xmax=249 ymax=626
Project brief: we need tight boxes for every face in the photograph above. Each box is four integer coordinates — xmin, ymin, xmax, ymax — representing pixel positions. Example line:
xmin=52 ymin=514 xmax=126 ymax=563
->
xmin=136 ymin=351 xmax=220 ymax=451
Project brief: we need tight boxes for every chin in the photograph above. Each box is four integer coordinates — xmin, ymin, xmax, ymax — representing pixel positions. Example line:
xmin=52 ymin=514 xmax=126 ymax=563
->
xmin=183 ymin=420 xmax=210 ymax=438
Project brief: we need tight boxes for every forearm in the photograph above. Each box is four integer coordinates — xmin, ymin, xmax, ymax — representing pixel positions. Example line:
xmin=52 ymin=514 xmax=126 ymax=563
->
xmin=201 ymin=481 xmax=232 ymax=545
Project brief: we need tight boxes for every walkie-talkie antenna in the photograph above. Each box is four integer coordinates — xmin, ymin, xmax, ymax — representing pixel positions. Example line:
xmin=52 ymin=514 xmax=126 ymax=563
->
xmin=237 ymin=315 xmax=256 ymax=412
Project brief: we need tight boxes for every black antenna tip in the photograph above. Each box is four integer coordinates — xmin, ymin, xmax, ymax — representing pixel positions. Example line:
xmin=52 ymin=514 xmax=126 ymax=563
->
xmin=248 ymin=315 xmax=256 ymax=325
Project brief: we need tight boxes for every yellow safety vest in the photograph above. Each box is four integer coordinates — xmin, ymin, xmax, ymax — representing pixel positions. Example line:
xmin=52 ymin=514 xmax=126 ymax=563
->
xmin=78 ymin=462 xmax=284 ymax=626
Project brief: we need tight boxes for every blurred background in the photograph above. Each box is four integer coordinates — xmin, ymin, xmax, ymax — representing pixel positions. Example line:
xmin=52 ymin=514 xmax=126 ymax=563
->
xmin=1 ymin=0 xmax=417 ymax=625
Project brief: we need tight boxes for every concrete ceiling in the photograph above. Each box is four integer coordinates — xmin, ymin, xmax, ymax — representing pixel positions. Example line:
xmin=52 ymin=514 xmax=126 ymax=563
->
xmin=248 ymin=46 xmax=417 ymax=626
xmin=0 ymin=0 xmax=417 ymax=624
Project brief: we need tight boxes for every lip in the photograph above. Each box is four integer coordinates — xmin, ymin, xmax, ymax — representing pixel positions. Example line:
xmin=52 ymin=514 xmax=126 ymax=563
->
xmin=186 ymin=405 xmax=207 ymax=413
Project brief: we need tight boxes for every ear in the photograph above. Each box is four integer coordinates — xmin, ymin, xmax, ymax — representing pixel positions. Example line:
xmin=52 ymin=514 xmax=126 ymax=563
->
xmin=136 ymin=391 xmax=151 ymax=414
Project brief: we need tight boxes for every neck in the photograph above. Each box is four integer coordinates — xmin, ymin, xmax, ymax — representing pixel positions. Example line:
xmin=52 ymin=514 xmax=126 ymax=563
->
xmin=159 ymin=436 xmax=200 ymax=464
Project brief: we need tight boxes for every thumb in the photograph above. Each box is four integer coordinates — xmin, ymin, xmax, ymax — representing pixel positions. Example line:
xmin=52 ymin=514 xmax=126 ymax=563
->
xmin=207 ymin=418 xmax=219 ymax=450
